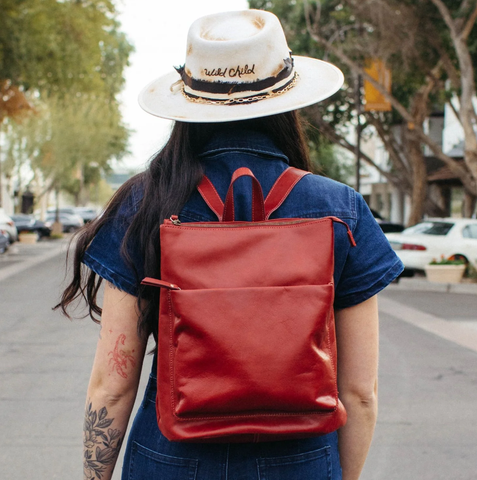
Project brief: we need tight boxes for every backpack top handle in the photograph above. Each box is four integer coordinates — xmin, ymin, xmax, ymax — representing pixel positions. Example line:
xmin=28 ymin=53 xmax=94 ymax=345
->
xmin=197 ymin=167 xmax=310 ymax=222
xmin=223 ymin=168 xmax=265 ymax=222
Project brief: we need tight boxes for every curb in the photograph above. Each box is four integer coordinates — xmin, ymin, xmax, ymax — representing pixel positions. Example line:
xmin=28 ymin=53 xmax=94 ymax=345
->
xmin=388 ymin=276 xmax=477 ymax=294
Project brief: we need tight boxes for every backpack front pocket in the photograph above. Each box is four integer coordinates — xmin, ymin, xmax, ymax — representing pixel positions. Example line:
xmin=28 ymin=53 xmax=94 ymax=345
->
xmin=167 ymin=284 xmax=338 ymax=420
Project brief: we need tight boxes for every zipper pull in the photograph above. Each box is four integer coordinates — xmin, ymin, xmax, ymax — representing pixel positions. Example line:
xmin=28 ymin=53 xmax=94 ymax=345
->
xmin=170 ymin=215 xmax=181 ymax=226
xmin=329 ymin=217 xmax=357 ymax=247
xmin=141 ymin=277 xmax=181 ymax=290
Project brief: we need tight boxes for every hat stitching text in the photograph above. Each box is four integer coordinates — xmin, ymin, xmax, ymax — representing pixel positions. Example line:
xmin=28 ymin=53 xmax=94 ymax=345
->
xmin=204 ymin=64 xmax=256 ymax=78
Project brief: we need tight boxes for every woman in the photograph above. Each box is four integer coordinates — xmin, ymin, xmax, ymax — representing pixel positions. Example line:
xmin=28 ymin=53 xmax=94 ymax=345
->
xmin=58 ymin=10 xmax=403 ymax=480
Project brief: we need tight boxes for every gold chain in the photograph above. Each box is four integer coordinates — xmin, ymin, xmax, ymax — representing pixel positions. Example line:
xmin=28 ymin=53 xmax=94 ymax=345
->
xmin=181 ymin=73 xmax=299 ymax=106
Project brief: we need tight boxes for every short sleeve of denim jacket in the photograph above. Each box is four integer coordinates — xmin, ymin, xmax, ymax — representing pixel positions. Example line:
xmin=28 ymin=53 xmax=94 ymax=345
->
xmin=83 ymin=186 xmax=144 ymax=296
xmin=333 ymin=192 xmax=404 ymax=309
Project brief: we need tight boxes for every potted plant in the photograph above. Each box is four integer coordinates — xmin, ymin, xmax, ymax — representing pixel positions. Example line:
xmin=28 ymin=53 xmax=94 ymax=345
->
xmin=424 ymin=255 xmax=466 ymax=284
xmin=18 ymin=231 xmax=39 ymax=244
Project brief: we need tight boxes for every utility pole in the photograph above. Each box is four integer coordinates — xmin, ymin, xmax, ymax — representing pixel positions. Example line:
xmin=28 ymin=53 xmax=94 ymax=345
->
xmin=355 ymin=73 xmax=362 ymax=193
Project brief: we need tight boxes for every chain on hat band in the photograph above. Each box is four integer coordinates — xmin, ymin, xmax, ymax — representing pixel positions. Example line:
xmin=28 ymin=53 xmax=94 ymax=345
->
xmin=180 ymin=72 xmax=299 ymax=106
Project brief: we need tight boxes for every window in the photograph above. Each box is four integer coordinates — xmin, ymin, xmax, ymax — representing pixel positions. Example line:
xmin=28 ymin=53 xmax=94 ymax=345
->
xmin=463 ymin=224 xmax=477 ymax=239
xmin=403 ymin=221 xmax=454 ymax=236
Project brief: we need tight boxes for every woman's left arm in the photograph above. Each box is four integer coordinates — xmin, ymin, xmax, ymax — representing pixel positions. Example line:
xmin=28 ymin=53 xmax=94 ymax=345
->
xmin=83 ymin=282 xmax=148 ymax=480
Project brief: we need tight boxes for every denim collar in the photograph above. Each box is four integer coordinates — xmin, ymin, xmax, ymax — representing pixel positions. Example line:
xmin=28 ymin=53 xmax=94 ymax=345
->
xmin=198 ymin=128 xmax=290 ymax=164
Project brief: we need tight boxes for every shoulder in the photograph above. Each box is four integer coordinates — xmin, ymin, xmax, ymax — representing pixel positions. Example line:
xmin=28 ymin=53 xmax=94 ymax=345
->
xmin=276 ymin=172 xmax=358 ymax=221
xmin=110 ymin=173 xmax=145 ymax=220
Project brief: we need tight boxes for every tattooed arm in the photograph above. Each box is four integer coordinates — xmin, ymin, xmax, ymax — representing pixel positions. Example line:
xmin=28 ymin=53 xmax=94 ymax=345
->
xmin=83 ymin=282 xmax=147 ymax=480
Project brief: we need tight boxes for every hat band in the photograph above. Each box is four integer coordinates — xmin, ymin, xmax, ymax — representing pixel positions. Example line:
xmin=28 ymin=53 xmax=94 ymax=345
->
xmin=175 ymin=57 xmax=294 ymax=97
xmin=180 ymin=72 xmax=299 ymax=105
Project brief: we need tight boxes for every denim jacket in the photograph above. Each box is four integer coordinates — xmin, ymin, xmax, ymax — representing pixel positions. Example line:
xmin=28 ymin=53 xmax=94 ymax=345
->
xmin=84 ymin=129 xmax=403 ymax=309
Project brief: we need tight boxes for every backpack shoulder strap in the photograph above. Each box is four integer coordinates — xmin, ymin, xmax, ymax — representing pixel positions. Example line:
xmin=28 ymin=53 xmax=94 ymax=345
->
xmin=197 ymin=175 xmax=224 ymax=221
xmin=264 ymin=167 xmax=310 ymax=219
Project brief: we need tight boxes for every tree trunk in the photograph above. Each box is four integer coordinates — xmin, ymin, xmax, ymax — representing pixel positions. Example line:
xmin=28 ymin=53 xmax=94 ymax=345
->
xmin=406 ymin=135 xmax=428 ymax=226
xmin=427 ymin=184 xmax=450 ymax=217
xmin=463 ymin=191 xmax=476 ymax=218
xmin=0 ymin=120 xmax=3 ymax=208
xmin=463 ymin=149 xmax=477 ymax=199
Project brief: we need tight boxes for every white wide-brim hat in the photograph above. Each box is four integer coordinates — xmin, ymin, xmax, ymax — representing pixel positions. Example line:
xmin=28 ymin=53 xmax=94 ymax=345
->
xmin=139 ymin=10 xmax=344 ymax=123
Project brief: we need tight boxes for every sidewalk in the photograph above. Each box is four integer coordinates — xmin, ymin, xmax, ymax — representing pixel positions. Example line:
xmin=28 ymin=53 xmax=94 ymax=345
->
xmin=0 ymin=236 xmax=70 ymax=283
xmin=388 ymin=274 xmax=477 ymax=294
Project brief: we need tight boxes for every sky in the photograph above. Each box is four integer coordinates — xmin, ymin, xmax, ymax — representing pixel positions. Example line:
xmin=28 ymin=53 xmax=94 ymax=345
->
xmin=116 ymin=0 xmax=249 ymax=170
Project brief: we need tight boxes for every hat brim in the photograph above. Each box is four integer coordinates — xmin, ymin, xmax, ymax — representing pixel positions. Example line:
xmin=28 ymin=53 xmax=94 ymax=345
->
xmin=138 ymin=56 xmax=344 ymax=123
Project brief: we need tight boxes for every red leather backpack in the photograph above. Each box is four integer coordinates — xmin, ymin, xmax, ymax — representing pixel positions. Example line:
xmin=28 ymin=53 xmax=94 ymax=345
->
xmin=142 ymin=167 xmax=356 ymax=442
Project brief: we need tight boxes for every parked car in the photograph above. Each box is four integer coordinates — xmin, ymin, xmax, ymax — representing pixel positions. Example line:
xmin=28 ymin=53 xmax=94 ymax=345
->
xmin=10 ymin=214 xmax=51 ymax=238
xmin=386 ymin=218 xmax=477 ymax=272
xmin=0 ymin=208 xmax=18 ymax=243
xmin=73 ymin=207 xmax=98 ymax=223
xmin=46 ymin=206 xmax=76 ymax=216
xmin=0 ymin=230 xmax=9 ymax=253
xmin=45 ymin=213 xmax=84 ymax=233
xmin=370 ymin=209 xmax=405 ymax=234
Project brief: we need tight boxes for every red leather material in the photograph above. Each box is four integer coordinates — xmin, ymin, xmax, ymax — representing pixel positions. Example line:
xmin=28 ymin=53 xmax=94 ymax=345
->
xmin=263 ymin=168 xmax=310 ymax=219
xmin=197 ymin=167 xmax=310 ymax=222
xmin=161 ymin=218 xmax=335 ymax=289
xmin=222 ymin=168 xmax=265 ymax=222
xmin=141 ymin=277 xmax=181 ymax=290
xmin=150 ymin=167 xmax=352 ymax=442
xmin=170 ymin=285 xmax=336 ymax=415
xmin=197 ymin=175 xmax=224 ymax=221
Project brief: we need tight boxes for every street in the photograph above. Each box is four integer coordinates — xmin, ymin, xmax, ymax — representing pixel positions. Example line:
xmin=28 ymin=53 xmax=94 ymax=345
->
xmin=1 ymin=243 xmax=476 ymax=479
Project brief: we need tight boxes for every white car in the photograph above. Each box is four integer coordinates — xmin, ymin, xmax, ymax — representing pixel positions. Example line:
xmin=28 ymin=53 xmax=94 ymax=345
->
xmin=386 ymin=218 xmax=477 ymax=271
xmin=0 ymin=208 xmax=19 ymax=243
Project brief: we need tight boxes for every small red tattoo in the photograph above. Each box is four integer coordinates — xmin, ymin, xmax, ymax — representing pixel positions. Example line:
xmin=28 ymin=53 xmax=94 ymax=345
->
xmin=108 ymin=334 xmax=136 ymax=378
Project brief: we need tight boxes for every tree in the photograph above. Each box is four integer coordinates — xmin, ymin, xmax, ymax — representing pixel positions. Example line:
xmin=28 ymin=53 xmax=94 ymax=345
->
xmin=4 ymin=92 xmax=129 ymax=208
xmin=249 ymin=0 xmax=477 ymax=223
xmin=36 ymin=94 xmax=129 ymax=205
xmin=0 ymin=0 xmax=132 ymax=208
xmin=0 ymin=0 xmax=130 ymax=100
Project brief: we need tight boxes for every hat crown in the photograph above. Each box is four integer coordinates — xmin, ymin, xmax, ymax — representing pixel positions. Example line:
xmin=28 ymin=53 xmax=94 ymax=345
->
xmin=185 ymin=10 xmax=291 ymax=85
xmin=138 ymin=10 xmax=344 ymax=122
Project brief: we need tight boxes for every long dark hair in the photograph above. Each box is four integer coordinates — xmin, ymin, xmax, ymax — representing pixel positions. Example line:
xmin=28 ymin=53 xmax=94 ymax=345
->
xmin=56 ymin=111 xmax=311 ymax=344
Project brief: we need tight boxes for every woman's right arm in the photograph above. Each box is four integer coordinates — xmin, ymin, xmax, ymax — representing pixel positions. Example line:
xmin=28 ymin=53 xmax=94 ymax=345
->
xmin=335 ymin=295 xmax=379 ymax=480
xmin=83 ymin=283 xmax=148 ymax=480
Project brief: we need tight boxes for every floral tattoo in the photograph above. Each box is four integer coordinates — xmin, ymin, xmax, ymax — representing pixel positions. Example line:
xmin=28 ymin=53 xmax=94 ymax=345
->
xmin=108 ymin=334 xmax=136 ymax=379
xmin=83 ymin=402 xmax=122 ymax=479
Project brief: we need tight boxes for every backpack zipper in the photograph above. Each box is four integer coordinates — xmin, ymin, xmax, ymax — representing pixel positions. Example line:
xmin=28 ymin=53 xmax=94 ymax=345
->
xmin=166 ymin=216 xmax=356 ymax=246
xmin=141 ymin=277 xmax=181 ymax=290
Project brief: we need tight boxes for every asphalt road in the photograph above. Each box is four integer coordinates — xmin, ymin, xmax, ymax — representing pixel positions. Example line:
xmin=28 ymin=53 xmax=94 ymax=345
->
xmin=1 ymin=244 xmax=476 ymax=479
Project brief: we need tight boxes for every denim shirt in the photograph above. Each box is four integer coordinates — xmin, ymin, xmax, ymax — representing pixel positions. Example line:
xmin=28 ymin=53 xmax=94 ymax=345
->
xmin=84 ymin=129 xmax=403 ymax=309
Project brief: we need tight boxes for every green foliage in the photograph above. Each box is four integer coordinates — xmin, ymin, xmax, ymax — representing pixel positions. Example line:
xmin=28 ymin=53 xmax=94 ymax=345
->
xmin=0 ymin=0 xmax=132 ymax=97
xmin=39 ymin=93 xmax=129 ymax=198
xmin=250 ymin=0 xmax=476 ymax=120
xmin=308 ymin=139 xmax=353 ymax=184
xmin=85 ymin=178 xmax=114 ymax=208
xmin=0 ymin=0 xmax=132 ymax=207
xmin=249 ymin=0 xmax=356 ymax=181
xmin=4 ymin=92 xmax=130 ymax=203
xmin=248 ymin=0 xmax=477 ymax=206
xmin=429 ymin=256 xmax=466 ymax=266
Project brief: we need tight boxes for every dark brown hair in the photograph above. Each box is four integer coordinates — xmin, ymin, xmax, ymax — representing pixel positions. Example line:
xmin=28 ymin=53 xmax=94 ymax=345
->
xmin=56 ymin=111 xmax=311 ymax=344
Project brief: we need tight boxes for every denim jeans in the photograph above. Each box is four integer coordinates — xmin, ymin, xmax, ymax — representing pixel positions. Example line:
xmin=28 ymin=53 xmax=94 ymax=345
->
xmin=121 ymin=374 xmax=342 ymax=480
